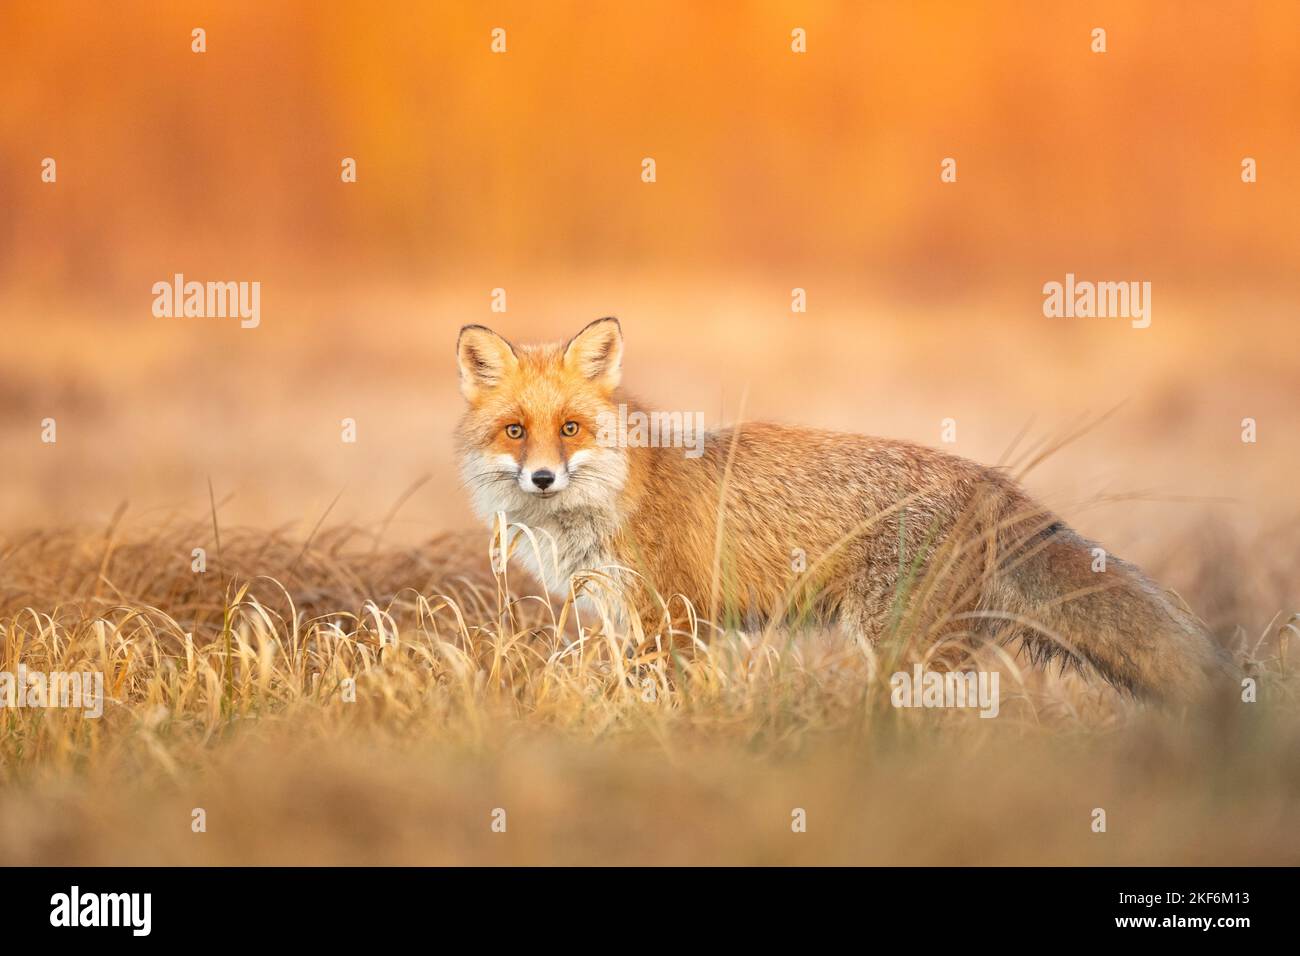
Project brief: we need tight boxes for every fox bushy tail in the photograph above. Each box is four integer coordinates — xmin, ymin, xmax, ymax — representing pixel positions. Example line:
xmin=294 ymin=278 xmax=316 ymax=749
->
xmin=988 ymin=524 xmax=1228 ymax=702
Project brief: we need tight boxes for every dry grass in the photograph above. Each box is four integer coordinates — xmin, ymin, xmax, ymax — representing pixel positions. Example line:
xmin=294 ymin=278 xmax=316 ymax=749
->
xmin=1 ymin=506 xmax=1297 ymax=866
xmin=2 ymin=282 xmax=1297 ymax=865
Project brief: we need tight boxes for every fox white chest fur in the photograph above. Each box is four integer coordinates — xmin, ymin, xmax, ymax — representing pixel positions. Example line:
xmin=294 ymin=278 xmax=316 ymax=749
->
xmin=460 ymin=448 xmax=626 ymax=600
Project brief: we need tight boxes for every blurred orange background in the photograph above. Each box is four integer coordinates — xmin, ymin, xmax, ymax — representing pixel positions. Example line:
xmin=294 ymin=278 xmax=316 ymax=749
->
xmin=1 ymin=1 xmax=1296 ymax=632
xmin=4 ymin=1 xmax=1299 ymax=288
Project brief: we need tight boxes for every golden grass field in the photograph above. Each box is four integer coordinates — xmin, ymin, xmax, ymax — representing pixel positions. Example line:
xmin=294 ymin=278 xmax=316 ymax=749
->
xmin=3 ymin=1 xmax=1299 ymax=865
xmin=2 ymin=287 xmax=1298 ymax=866
xmin=0 ymin=514 xmax=1296 ymax=866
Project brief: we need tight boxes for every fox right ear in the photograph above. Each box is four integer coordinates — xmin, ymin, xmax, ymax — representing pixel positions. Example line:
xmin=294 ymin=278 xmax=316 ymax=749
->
xmin=563 ymin=317 xmax=622 ymax=390
xmin=456 ymin=325 xmax=518 ymax=401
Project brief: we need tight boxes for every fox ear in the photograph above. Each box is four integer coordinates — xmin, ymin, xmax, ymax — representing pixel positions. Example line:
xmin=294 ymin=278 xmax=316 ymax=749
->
xmin=563 ymin=317 xmax=622 ymax=389
xmin=457 ymin=325 xmax=518 ymax=401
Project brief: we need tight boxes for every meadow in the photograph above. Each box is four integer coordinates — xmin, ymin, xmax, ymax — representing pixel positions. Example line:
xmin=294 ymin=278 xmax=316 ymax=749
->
xmin=1 ymin=510 xmax=1296 ymax=865
xmin=1 ymin=287 xmax=1297 ymax=866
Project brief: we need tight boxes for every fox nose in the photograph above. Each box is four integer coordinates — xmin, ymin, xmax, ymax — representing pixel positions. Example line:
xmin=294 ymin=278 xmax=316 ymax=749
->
xmin=530 ymin=469 xmax=556 ymax=490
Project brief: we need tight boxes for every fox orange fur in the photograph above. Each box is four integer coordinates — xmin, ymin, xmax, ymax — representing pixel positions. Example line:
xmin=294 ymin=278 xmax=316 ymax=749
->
xmin=455 ymin=317 xmax=1228 ymax=702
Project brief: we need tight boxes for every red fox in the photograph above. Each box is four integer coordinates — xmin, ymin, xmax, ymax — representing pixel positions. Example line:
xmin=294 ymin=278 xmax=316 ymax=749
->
xmin=455 ymin=317 xmax=1228 ymax=702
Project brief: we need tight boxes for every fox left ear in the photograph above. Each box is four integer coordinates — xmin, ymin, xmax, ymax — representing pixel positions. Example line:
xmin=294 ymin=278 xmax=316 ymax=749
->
xmin=563 ymin=317 xmax=622 ymax=390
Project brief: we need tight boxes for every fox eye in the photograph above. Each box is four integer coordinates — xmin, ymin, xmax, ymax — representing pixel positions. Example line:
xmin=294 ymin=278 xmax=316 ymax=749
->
xmin=504 ymin=423 xmax=525 ymax=439
xmin=560 ymin=421 xmax=580 ymax=437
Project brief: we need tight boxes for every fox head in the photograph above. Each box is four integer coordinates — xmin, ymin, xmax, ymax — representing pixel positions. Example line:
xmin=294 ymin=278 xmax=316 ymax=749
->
xmin=455 ymin=317 xmax=629 ymax=523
